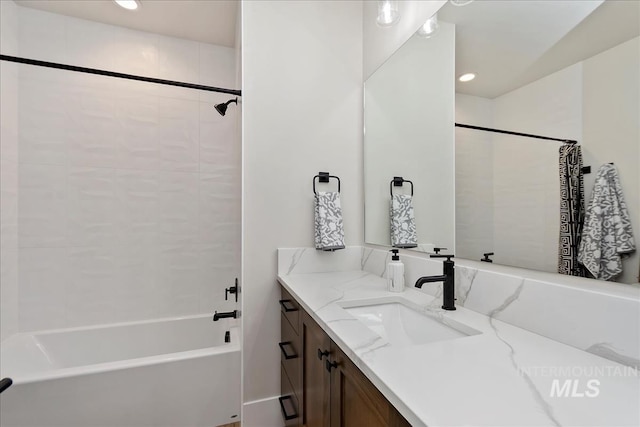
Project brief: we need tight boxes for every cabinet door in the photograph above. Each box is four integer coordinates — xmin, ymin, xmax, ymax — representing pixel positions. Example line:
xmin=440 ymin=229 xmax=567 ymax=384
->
xmin=329 ymin=344 xmax=411 ymax=427
xmin=302 ymin=312 xmax=331 ymax=427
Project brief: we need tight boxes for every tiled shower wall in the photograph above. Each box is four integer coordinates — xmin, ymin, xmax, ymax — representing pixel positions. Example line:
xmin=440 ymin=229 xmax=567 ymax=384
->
xmin=0 ymin=0 xmax=20 ymax=341
xmin=14 ymin=6 xmax=240 ymax=332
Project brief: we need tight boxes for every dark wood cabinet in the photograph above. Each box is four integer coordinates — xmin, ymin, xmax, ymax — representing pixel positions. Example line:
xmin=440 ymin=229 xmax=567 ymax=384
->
xmin=279 ymin=287 xmax=302 ymax=426
xmin=279 ymin=285 xmax=411 ymax=427
xmin=329 ymin=343 xmax=410 ymax=427
xmin=302 ymin=311 xmax=331 ymax=427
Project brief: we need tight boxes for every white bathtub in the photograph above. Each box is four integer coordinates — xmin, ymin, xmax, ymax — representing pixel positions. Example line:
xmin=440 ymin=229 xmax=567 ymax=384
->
xmin=0 ymin=314 xmax=240 ymax=427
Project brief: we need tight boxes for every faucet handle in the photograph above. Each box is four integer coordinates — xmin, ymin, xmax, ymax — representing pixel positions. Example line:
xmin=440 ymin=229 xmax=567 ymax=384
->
xmin=430 ymin=254 xmax=455 ymax=262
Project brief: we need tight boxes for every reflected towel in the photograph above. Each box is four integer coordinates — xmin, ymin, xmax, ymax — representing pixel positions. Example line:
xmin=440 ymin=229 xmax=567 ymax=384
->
xmin=390 ymin=194 xmax=418 ymax=248
xmin=578 ymin=164 xmax=636 ymax=280
xmin=314 ymin=191 xmax=345 ymax=251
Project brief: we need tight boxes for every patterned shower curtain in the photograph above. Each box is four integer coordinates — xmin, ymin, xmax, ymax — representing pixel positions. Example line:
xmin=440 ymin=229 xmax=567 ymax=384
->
xmin=558 ymin=144 xmax=586 ymax=276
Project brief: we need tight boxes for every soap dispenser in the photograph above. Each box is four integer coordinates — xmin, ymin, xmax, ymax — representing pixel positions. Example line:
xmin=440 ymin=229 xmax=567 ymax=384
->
xmin=387 ymin=249 xmax=405 ymax=293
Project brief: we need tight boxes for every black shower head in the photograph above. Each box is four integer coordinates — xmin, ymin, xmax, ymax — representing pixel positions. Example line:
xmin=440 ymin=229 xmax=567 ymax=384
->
xmin=214 ymin=97 xmax=238 ymax=116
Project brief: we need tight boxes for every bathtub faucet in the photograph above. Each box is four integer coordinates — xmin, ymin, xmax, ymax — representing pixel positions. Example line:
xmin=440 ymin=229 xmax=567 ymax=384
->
xmin=213 ymin=310 xmax=239 ymax=321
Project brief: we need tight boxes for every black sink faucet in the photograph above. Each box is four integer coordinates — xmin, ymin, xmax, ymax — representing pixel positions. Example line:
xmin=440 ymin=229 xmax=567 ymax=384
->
xmin=415 ymin=254 xmax=456 ymax=311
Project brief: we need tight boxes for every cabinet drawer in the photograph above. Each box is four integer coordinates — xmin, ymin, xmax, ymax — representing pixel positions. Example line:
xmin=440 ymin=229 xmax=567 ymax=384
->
xmin=280 ymin=312 xmax=301 ymax=393
xmin=280 ymin=365 xmax=301 ymax=427
xmin=280 ymin=286 xmax=300 ymax=334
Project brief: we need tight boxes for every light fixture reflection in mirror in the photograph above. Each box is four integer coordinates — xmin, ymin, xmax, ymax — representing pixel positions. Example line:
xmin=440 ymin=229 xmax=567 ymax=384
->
xmin=458 ymin=73 xmax=476 ymax=82
xmin=114 ymin=0 xmax=140 ymax=10
xmin=449 ymin=0 xmax=474 ymax=6
xmin=377 ymin=0 xmax=400 ymax=27
xmin=416 ymin=14 xmax=439 ymax=38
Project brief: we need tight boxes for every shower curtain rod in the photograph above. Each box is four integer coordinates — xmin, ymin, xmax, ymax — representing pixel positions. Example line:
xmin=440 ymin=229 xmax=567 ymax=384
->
xmin=0 ymin=54 xmax=242 ymax=96
xmin=455 ymin=123 xmax=577 ymax=144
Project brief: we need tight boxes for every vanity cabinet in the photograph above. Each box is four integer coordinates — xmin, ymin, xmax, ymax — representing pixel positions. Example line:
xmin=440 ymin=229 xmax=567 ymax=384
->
xmin=279 ymin=285 xmax=410 ymax=427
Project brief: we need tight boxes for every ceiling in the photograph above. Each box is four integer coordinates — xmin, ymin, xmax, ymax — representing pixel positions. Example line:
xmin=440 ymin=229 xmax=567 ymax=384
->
xmin=439 ymin=0 xmax=640 ymax=99
xmin=14 ymin=0 xmax=238 ymax=47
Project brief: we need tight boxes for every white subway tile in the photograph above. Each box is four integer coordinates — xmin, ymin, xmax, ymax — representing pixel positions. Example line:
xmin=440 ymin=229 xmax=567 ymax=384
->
xmin=199 ymin=104 xmax=238 ymax=173
xmin=19 ymin=77 xmax=69 ymax=166
xmin=115 ymin=170 xmax=159 ymax=246
xmin=110 ymin=27 xmax=159 ymax=78
xmin=18 ymin=8 xmax=67 ymax=63
xmin=113 ymin=244 xmax=160 ymax=321
xmin=0 ymin=249 xmax=19 ymax=340
xmin=18 ymin=247 xmax=69 ymax=331
xmin=66 ymin=246 xmax=118 ymax=327
xmin=157 ymin=172 xmax=199 ymax=244
xmin=66 ymin=17 xmax=116 ymax=70
xmin=67 ymin=167 xmax=118 ymax=247
xmin=199 ymin=170 xmax=239 ymax=243
xmin=156 ymin=244 xmax=201 ymax=316
xmin=116 ymin=92 xmax=161 ymax=170
xmin=66 ymin=84 xmax=120 ymax=168
xmin=199 ymin=43 xmax=236 ymax=103
xmin=19 ymin=164 xmax=67 ymax=248
xmin=157 ymin=35 xmax=199 ymax=84
xmin=157 ymin=98 xmax=199 ymax=171
xmin=0 ymin=160 xmax=18 ymax=249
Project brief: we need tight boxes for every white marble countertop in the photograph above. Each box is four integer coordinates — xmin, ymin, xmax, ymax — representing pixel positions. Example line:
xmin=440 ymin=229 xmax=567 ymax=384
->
xmin=278 ymin=270 xmax=640 ymax=427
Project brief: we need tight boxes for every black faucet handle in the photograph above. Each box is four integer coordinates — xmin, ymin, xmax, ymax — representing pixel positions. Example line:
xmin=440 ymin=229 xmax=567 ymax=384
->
xmin=430 ymin=254 xmax=455 ymax=262
xmin=481 ymin=252 xmax=494 ymax=263
xmin=433 ymin=247 xmax=447 ymax=254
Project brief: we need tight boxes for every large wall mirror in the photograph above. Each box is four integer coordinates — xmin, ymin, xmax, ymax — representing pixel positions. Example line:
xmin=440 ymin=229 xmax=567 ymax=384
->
xmin=364 ymin=0 xmax=639 ymax=284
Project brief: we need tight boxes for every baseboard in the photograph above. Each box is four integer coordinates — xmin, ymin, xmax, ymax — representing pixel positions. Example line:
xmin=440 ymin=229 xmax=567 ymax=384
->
xmin=242 ymin=396 xmax=283 ymax=427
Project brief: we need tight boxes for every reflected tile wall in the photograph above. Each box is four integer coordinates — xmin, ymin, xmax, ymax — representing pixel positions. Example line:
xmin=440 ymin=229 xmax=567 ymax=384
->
xmin=16 ymin=7 xmax=240 ymax=332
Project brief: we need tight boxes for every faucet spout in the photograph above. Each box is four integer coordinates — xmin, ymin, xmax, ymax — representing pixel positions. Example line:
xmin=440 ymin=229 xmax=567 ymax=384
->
xmin=414 ymin=275 xmax=447 ymax=288
xmin=415 ymin=254 xmax=456 ymax=311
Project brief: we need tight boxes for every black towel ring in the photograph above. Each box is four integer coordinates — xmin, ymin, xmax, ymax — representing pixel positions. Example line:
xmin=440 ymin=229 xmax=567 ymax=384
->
xmin=313 ymin=172 xmax=341 ymax=195
xmin=390 ymin=176 xmax=413 ymax=197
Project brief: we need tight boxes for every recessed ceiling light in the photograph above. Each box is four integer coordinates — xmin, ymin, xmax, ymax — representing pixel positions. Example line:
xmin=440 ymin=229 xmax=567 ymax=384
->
xmin=114 ymin=0 xmax=140 ymax=10
xmin=459 ymin=73 xmax=476 ymax=82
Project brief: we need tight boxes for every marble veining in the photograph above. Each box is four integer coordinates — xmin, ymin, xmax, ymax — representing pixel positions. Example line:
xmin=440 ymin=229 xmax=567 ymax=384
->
xmin=485 ymin=280 xmax=561 ymax=427
xmin=586 ymin=343 xmax=640 ymax=370
xmin=455 ymin=265 xmax=478 ymax=305
xmin=286 ymin=247 xmax=307 ymax=275
xmin=278 ymin=247 xmax=640 ymax=427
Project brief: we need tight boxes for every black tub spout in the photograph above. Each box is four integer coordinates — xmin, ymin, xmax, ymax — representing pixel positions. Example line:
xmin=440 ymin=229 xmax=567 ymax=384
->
xmin=213 ymin=310 xmax=239 ymax=321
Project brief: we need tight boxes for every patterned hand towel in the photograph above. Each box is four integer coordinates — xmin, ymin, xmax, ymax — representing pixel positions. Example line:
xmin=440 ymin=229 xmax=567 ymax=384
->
xmin=314 ymin=191 xmax=345 ymax=251
xmin=390 ymin=194 xmax=418 ymax=248
xmin=578 ymin=164 xmax=636 ymax=280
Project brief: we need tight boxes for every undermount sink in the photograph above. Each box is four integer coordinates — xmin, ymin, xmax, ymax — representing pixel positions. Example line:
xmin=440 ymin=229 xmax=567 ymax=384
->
xmin=341 ymin=300 xmax=480 ymax=347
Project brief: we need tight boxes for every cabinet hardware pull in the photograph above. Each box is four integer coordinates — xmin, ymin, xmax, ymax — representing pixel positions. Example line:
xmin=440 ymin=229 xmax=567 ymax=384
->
xmin=279 ymin=341 xmax=298 ymax=360
xmin=325 ymin=359 xmax=338 ymax=372
xmin=279 ymin=299 xmax=298 ymax=313
xmin=278 ymin=395 xmax=298 ymax=421
xmin=317 ymin=349 xmax=330 ymax=360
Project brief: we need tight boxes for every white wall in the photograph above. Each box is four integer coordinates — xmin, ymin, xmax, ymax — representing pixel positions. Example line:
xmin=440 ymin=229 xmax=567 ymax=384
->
xmin=365 ymin=23 xmax=455 ymax=250
xmin=0 ymin=0 xmax=20 ymax=341
xmin=13 ymin=7 xmax=240 ymax=331
xmin=363 ymin=0 xmax=446 ymax=79
xmin=241 ymin=0 xmax=363 ymax=424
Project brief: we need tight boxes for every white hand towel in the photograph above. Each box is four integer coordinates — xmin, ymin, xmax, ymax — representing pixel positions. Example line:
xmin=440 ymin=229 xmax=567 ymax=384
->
xmin=390 ymin=194 xmax=418 ymax=248
xmin=578 ymin=164 xmax=636 ymax=280
xmin=314 ymin=191 xmax=345 ymax=251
